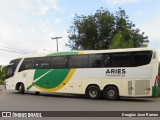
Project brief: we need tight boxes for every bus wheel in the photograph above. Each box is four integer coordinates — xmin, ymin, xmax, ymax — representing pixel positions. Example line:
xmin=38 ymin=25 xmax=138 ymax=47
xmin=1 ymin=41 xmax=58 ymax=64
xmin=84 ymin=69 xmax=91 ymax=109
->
xmin=35 ymin=91 xmax=40 ymax=95
xmin=103 ymin=86 xmax=119 ymax=100
xmin=18 ymin=83 xmax=25 ymax=94
xmin=86 ymin=86 xmax=101 ymax=99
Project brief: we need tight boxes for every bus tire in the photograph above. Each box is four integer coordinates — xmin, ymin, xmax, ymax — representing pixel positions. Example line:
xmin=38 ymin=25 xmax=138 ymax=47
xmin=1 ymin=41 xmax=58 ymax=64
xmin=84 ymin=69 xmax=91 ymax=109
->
xmin=18 ymin=83 xmax=25 ymax=94
xmin=103 ymin=86 xmax=119 ymax=100
xmin=86 ymin=85 xmax=101 ymax=99
xmin=35 ymin=91 xmax=40 ymax=95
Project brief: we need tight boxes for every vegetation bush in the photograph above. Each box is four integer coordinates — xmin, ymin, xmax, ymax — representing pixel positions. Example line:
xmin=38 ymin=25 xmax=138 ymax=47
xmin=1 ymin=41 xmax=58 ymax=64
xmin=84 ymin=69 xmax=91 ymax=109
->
xmin=0 ymin=80 xmax=4 ymax=85
xmin=0 ymin=65 xmax=6 ymax=84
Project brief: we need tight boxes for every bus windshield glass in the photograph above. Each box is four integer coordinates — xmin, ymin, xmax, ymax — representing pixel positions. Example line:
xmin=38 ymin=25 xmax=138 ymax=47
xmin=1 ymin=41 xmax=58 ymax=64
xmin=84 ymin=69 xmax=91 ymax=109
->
xmin=6 ymin=59 xmax=21 ymax=79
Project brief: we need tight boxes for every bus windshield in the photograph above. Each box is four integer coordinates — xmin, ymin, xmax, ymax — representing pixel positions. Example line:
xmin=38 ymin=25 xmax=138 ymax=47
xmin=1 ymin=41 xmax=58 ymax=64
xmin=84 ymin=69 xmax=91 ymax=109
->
xmin=6 ymin=59 xmax=21 ymax=79
xmin=6 ymin=65 xmax=14 ymax=79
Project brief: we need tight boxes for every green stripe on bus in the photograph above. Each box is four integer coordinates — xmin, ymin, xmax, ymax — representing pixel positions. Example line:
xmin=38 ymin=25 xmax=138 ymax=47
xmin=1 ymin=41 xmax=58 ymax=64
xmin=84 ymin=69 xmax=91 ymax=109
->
xmin=33 ymin=69 xmax=70 ymax=89
xmin=47 ymin=52 xmax=79 ymax=56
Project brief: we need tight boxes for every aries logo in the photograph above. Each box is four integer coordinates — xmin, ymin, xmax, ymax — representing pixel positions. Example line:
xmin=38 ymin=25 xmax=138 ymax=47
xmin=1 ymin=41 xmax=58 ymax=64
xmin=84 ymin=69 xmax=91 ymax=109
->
xmin=106 ymin=69 xmax=126 ymax=77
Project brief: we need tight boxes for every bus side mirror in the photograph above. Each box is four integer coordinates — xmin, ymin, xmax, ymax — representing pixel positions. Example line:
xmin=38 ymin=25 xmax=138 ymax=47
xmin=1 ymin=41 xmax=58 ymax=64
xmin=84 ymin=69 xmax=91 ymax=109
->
xmin=1 ymin=66 xmax=4 ymax=72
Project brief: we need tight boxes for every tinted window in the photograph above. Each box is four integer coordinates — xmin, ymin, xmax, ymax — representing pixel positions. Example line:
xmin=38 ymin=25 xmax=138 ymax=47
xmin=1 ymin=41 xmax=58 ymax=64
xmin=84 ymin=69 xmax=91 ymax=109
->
xmin=9 ymin=59 xmax=21 ymax=73
xmin=19 ymin=58 xmax=35 ymax=72
xmin=6 ymin=65 xmax=14 ymax=79
xmin=35 ymin=57 xmax=50 ymax=69
xmin=132 ymin=51 xmax=152 ymax=67
xmin=69 ymin=55 xmax=88 ymax=68
xmin=89 ymin=54 xmax=110 ymax=67
xmin=51 ymin=56 xmax=68 ymax=68
xmin=111 ymin=53 xmax=132 ymax=67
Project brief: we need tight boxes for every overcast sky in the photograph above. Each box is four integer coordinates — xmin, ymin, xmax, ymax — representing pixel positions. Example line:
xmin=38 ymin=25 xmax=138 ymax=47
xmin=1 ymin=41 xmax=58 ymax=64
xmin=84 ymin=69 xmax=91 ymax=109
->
xmin=0 ymin=0 xmax=160 ymax=65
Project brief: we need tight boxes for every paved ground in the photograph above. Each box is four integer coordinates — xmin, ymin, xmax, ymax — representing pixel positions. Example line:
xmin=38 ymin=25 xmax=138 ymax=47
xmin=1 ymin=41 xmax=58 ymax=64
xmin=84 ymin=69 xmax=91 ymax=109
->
xmin=0 ymin=85 xmax=160 ymax=120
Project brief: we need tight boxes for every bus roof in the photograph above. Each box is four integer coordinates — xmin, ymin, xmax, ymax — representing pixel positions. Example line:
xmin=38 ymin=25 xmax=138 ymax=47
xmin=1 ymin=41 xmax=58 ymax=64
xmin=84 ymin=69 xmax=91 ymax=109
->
xmin=17 ymin=47 xmax=157 ymax=59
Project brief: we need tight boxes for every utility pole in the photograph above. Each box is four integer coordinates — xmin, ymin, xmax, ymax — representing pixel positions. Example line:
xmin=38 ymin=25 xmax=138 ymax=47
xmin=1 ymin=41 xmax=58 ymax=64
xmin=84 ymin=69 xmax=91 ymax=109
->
xmin=51 ymin=36 xmax=62 ymax=52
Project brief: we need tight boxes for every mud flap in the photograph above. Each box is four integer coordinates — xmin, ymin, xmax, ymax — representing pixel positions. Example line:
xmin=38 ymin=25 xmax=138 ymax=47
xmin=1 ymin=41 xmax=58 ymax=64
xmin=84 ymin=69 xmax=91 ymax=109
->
xmin=152 ymin=86 xmax=158 ymax=97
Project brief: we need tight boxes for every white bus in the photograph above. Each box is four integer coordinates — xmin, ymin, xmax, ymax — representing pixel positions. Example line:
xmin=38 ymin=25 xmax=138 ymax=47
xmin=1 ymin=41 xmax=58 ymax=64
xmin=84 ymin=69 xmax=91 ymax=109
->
xmin=4 ymin=48 xmax=159 ymax=100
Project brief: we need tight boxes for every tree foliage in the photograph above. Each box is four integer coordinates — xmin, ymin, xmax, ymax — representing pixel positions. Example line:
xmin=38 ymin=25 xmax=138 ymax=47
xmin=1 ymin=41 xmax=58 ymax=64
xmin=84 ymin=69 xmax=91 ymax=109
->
xmin=66 ymin=8 xmax=149 ymax=50
xmin=0 ymin=65 xmax=6 ymax=81
xmin=109 ymin=31 xmax=134 ymax=49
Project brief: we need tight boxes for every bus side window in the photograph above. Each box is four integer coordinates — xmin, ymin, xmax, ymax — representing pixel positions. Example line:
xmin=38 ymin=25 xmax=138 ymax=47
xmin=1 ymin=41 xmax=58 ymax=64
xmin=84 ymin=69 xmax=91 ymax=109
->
xmin=51 ymin=56 xmax=68 ymax=69
xmin=111 ymin=53 xmax=132 ymax=67
xmin=69 ymin=55 xmax=88 ymax=68
xmin=132 ymin=51 xmax=152 ymax=67
xmin=35 ymin=57 xmax=50 ymax=69
xmin=89 ymin=54 xmax=110 ymax=68
xmin=19 ymin=58 xmax=35 ymax=72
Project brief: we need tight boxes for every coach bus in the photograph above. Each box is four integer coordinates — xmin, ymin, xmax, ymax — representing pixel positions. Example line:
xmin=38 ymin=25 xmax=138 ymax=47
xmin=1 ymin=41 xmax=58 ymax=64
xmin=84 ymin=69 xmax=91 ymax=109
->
xmin=3 ymin=48 xmax=159 ymax=100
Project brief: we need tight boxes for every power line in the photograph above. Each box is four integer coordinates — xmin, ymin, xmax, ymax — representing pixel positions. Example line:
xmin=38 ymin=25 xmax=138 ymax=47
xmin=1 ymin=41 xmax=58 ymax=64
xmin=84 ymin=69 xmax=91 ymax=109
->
xmin=0 ymin=36 xmax=30 ymax=54
xmin=0 ymin=46 xmax=29 ymax=53
xmin=0 ymin=48 xmax=28 ymax=54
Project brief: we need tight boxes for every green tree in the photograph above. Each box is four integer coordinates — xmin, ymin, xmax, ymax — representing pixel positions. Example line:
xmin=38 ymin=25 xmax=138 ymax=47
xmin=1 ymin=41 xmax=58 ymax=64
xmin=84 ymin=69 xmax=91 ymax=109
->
xmin=109 ymin=31 xmax=134 ymax=49
xmin=0 ymin=65 xmax=2 ymax=80
xmin=66 ymin=8 xmax=149 ymax=50
xmin=113 ymin=9 xmax=148 ymax=48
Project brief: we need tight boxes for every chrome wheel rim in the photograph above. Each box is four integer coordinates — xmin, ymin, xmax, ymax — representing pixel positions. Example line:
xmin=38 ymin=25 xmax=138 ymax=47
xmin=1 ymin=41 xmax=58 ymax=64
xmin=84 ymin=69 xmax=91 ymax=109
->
xmin=89 ymin=89 xmax=97 ymax=98
xmin=108 ymin=90 xmax=115 ymax=97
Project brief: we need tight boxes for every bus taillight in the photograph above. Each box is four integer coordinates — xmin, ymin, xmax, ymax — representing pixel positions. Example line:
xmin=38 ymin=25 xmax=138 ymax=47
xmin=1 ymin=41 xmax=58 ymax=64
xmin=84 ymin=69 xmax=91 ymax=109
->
xmin=154 ymin=75 xmax=159 ymax=86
